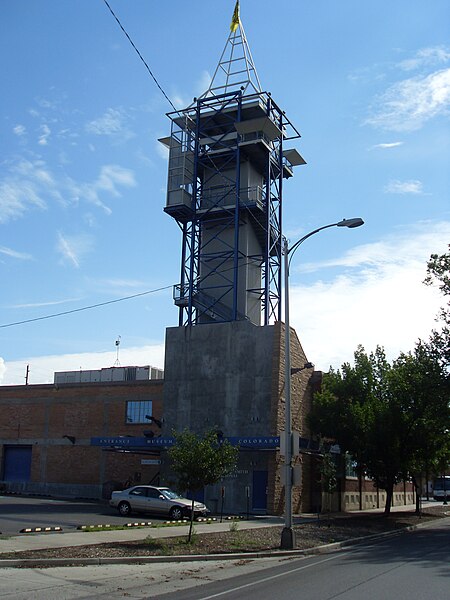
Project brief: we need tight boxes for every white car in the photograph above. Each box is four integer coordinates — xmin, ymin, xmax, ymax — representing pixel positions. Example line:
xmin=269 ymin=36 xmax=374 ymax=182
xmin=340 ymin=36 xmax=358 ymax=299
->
xmin=109 ymin=485 xmax=209 ymax=520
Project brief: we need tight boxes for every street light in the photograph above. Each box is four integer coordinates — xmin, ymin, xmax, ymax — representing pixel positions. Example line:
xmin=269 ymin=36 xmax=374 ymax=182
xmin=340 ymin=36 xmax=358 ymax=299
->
xmin=280 ymin=217 xmax=364 ymax=550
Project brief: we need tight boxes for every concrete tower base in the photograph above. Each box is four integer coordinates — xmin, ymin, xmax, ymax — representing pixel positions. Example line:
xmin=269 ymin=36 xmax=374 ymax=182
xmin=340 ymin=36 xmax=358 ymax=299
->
xmin=162 ymin=320 xmax=319 ymax=516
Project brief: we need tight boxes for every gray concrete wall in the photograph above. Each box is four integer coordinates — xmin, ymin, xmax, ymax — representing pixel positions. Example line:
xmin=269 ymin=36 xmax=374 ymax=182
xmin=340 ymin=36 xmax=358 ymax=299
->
xmin=162 ymin=321 xmax=276 ymax=514
xmin=163 ymin=321 xmax=275 ymax=437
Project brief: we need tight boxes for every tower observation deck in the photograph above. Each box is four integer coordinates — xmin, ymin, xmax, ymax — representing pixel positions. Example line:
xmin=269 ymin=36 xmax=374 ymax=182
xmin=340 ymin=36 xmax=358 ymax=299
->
xmin=160 ymin=2 xmax=305 ymax=326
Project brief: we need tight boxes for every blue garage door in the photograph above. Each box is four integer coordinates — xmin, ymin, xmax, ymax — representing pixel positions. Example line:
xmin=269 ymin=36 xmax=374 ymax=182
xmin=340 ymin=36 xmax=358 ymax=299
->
xmin=3 ymin=445 xmax=32 ymax=481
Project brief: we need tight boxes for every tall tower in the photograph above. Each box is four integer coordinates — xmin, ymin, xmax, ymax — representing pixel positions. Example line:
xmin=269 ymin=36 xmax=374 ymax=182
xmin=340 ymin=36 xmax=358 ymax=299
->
xmin=160 ymin=5 xmax=305 ymax=327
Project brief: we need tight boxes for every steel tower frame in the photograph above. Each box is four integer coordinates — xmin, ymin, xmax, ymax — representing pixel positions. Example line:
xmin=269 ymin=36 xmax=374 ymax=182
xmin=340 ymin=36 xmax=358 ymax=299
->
xmin=164 ymin=90 xmax=300 ymax=327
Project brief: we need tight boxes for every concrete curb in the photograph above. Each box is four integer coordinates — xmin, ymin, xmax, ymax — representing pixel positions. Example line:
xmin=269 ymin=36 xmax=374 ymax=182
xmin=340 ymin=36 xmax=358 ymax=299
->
xmin=1 ymin=516 xmax=448 ymax=569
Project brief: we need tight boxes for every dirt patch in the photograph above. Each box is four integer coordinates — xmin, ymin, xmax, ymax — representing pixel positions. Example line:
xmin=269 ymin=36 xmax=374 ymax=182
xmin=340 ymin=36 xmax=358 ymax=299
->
xmin=1 ymin=506 xmax=448 ymax=562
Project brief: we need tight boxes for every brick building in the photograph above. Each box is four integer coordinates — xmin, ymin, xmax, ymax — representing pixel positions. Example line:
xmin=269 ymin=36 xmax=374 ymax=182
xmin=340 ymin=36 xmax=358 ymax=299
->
xmin=0 ymin=368 xmax=164 ymax=499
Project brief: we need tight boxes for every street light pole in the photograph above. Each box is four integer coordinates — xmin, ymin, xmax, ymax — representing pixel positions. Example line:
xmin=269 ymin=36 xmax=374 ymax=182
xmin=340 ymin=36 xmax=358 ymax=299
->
xmin=280 ymin=217 xmax=364 ymax=550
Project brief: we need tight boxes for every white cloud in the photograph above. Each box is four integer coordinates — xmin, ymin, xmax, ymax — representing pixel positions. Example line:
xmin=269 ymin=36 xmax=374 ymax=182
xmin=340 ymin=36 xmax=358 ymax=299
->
xmin=13 ymin=124 xmax=26 ymax=136
xmin=96 ymin=165 xmax=136 ymax=196
xmin=56 ymin=232 xmax=94 ymax=268
xmin=289 ymin=222 xmax=450 ymax=371
xmin=0 ymin=344 xmax=165 ymax=386
xmin=0 ymin=246 xmax=33 ymax=260
xmin=97 ymin=278 xmax=146 ymax=291
xmin=398 ymin=46 xmax=450 ymax=72
xmin=69 ymin=164 xmax=136 ymax=214
xmin=85 ymin=108 xmax=134 ymax=141
xmin=0 ymin=158 xmax=136 ymax=223
xmin=383 ymin=179 xmax=423 ymax=194
xmin=0 ymin=171 xmax=48 ymax=224
xmin=370 ymin=142 xmax=403 ymax=149
xmin=38 ymin=124 xmax=51 ymax=146
xmin=10 ymin=297 xmax=82 ymax=309
xmin=366 ymin=67 xmax=450 ymax=131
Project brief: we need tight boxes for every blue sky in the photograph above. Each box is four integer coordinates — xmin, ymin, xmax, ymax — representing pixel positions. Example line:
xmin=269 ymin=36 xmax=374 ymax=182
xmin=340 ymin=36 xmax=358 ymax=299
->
xmin=1 ymin=0 xmax=449 ymax=384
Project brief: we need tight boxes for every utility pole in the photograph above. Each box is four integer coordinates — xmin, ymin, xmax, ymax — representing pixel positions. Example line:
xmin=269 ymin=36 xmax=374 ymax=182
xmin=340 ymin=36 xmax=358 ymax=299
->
xmin=25 ymin=364 xmax=30 ymax=385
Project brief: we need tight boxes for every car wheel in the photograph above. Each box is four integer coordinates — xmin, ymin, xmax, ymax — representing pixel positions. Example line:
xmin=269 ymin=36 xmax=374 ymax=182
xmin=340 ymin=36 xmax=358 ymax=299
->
xmin=169 ymin=506 xmax=184 ymax=520
xmin=118 ymin=501 xmax=131 ymax=516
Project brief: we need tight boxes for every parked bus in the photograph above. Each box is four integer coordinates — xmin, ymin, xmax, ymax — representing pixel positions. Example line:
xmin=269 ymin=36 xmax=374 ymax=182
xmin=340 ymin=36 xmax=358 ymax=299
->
xmin=433 ymin=476 xmax=450 ymax=501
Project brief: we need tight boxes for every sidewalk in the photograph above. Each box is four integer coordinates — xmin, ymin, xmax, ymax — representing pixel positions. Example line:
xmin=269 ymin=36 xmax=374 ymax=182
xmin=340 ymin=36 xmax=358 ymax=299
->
xmin=0 ymin=517 xmax=282 ymax=554
xmin=0 ymin=501 xmax=439 ymax=555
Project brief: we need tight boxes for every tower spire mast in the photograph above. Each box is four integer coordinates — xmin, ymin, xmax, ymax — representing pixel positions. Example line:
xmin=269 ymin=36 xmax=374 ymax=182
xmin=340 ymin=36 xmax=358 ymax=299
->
xmin=199 ymin=1 xmax=262 ymax=100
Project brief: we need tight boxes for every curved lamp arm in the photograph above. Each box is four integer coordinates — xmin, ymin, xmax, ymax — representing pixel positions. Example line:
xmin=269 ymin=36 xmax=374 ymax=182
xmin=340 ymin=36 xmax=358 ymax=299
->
xmin=286 ymin=218 xmax=364 ymax=273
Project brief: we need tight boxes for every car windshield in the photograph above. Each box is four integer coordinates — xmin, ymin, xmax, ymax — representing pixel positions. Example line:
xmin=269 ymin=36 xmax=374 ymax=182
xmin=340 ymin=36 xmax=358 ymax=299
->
xmin=160 ymin=489 xmax=182 ymax=500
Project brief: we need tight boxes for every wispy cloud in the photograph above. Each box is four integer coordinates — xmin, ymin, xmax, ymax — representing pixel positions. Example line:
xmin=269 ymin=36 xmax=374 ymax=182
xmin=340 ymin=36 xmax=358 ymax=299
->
xmin=0 ymin=160 xmax=49 ymax=223
xmin=398 ymin=46 xmax=450 ymax=72
xmin=383 ymin=179 xmax=424 ymax=194
xmin=99 ymin=278 xmax=147 ymax=289
xmin=38 ymin=124 xmax=51 ymax=146
xmin=85 ymin=107 xmax=134 ymax=141
xmin=0 ymin=246 xmax=33 ymax=260
xmin=69 ymin=164 xmax=136 ymax=214
xmin=366 ymin=67 xmax=450 ymax=131
xmin=10 ymin=297 xmax=82 ymax=309
xmin=370 ymin=141 xmax=403 ymax=149
xmin=13 ymin=124 xmax=26 ymax=136
xmin=0 ymin=158 xmax=136 ymax=223
xmin=56 ymin=232 xmax=94 ymax=268
xmin=96 ymin=165 xmax=136 ymax=196
xmin=92 ymin=277 xmax=148 ymax=297
xmin=363 ymin=46 xmax=450 ymax=132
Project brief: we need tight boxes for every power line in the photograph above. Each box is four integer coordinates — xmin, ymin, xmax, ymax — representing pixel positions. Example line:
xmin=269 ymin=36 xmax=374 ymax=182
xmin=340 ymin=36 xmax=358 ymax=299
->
xmin=102 ymin=0 xmax=179 ymax=113
xmin=0 ymin=285 xmax=173 ymax=330
xmin=1 ymin=256 xmax=271 ymax=331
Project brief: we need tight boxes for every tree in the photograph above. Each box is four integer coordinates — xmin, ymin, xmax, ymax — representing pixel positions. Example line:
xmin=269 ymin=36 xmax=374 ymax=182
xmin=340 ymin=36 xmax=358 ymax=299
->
xmin=168 ymin=429 xmax=238 ymax=541
xmin=424 ymin=244 xmax=450 ymax=368
xmin=308 ymin=346 xmax=390 ymax=509
xmin=309 ymin=344 xmax=449 ymax=514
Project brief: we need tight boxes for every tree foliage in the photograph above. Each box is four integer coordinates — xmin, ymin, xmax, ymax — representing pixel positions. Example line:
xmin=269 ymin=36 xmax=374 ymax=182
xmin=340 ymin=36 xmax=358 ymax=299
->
xmin=424 ymin=244 xmax=450 ymax=368
xmin=168 ymin=429 xmax=238 ymax=540
xmin=169 ymin=429 xmax=238 ymax=492
xmin=309 ymin=344 xmax=449 ymax=513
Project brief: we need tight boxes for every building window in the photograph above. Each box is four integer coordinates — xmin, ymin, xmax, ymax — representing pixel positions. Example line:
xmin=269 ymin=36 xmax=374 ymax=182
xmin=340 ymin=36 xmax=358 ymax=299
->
xmin=126 ymin=400 xmax=152 ymax=424
xmin=345 ymin=453 xmax=358 ymax=478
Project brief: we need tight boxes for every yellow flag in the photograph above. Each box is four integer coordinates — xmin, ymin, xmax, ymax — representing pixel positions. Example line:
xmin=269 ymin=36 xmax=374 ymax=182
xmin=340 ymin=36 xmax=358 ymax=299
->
xmin=230 ymin=1 xmax=240 ymax=32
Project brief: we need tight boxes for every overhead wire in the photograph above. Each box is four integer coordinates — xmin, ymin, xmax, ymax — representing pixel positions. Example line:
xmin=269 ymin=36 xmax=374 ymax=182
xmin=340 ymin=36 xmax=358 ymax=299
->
xmin=102 ymin=0 xmax=180 ymax=114
xmin=0 ymin=255 xmax=267 ymax=331
xmin=0 ymin=285 xmax=174 ymax=330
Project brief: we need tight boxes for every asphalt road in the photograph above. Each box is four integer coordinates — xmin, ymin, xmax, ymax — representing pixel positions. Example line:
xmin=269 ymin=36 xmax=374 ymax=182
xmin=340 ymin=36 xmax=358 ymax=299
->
xmin=0 ymin=495 xmax=167 ymax=535
xmin=157 ymin=518 xmax=450 ymax=600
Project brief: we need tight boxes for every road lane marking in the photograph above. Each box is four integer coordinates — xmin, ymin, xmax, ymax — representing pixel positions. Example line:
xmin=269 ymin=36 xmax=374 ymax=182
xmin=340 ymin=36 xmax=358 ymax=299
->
xmin=196 ymin=552 xmax=351 ymax=599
